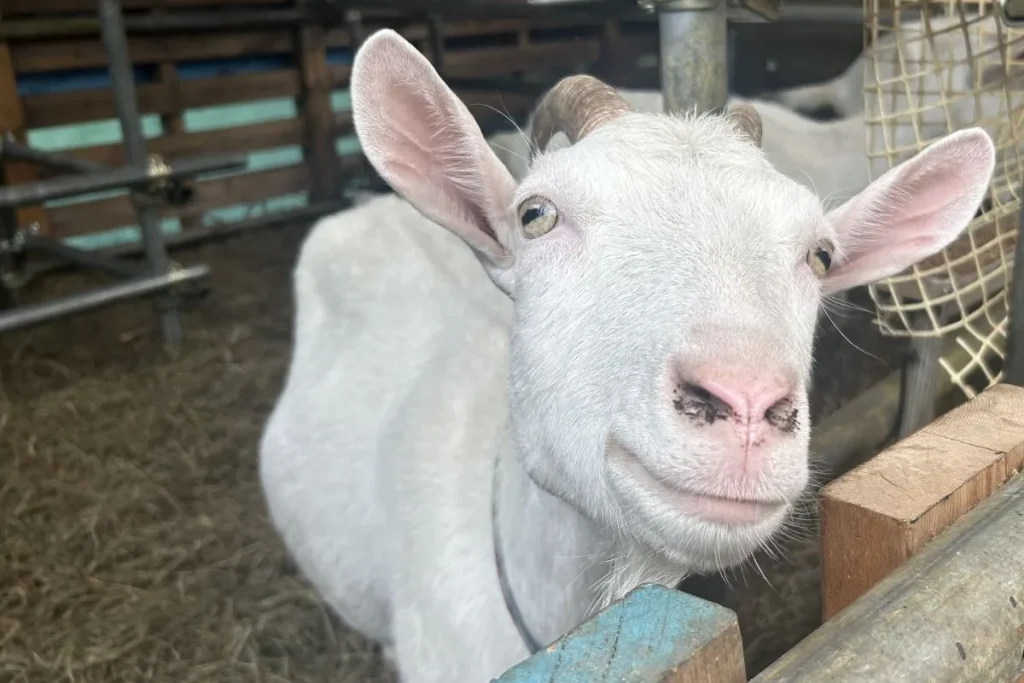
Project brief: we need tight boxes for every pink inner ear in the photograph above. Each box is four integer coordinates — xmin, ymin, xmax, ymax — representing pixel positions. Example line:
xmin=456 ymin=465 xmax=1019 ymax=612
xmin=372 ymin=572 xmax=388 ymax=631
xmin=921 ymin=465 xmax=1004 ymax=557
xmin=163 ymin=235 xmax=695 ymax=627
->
xmin=351 ymin=36 xmax=515 ymax=264
xmin=823 ymin=129 xmax=994 ymax=294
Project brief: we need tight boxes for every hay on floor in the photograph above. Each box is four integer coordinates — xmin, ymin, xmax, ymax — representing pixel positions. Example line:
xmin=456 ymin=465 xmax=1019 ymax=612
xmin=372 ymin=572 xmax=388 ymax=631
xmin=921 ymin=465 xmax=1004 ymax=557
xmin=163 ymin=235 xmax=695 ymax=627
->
xmin=0 ymin=229 xmax=393 ymax=683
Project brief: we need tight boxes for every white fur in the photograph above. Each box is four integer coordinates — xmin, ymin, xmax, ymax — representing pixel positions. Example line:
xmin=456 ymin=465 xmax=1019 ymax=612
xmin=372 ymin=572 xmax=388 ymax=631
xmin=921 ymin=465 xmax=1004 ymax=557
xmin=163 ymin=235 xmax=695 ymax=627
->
xmin=259 ymin=29 xmax=997 ymax=683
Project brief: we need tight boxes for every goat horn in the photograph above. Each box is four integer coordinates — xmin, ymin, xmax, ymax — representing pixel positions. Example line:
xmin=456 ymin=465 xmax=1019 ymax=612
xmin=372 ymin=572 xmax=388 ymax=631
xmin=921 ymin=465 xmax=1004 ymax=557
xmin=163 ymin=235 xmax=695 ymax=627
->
xmin=725 ymin=102 xmax=763 ymax=148
xmin=529 ymin=75 xmax=633 ymax=156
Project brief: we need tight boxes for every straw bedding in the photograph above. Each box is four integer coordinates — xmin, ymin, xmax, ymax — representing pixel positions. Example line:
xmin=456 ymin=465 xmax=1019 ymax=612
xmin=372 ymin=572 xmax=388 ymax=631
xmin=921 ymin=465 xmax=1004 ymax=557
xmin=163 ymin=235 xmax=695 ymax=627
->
xmin=0 ymin=219 xmax=905 ymax=682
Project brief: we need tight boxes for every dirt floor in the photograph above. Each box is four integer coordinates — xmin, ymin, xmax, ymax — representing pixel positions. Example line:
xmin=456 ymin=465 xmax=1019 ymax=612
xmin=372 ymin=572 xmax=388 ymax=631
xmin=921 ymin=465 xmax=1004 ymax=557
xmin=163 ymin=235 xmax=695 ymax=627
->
xmin=0 ymin=219 xmax=908 ymax=682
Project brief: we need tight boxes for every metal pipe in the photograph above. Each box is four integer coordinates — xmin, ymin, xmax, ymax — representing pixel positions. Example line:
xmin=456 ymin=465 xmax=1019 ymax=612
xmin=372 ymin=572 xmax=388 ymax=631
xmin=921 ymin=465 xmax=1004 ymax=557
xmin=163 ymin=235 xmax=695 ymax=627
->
xmin=24 ymin=200 xmax=350 ymax=281
xmin=0 ymin=137 xmax=108 ymax=175
xmin=750 ymin=471 xmax=1024 ymax=683
xmin=99 ymin=0 xmax=183 ymax=347
xmin=0 ymin=264 xmax=209 ymax=335
xmin=1003 ymin=202 xmax=1024 ymax=385
xmin=657 ymin=0 xmax=729 ymax=115
xmin=0 ymin=153 xmax=247 ymax=209
xmin=23 ymin=234 xmax=144 ymax=280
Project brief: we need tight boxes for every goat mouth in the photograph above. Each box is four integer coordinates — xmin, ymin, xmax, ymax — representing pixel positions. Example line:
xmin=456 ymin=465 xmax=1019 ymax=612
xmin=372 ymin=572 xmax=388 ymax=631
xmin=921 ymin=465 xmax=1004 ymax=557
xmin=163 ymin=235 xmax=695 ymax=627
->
xmin=608 ymin=446 xmax=787 ymax=526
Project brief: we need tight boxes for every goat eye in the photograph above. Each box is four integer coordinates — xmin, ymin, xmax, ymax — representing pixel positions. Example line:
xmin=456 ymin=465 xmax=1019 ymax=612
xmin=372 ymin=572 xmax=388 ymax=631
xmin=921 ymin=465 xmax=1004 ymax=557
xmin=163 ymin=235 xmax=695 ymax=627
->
xmin=806 ymin=241 xmax=834 ymax=277
xmin=518 ymin=197 xmax=558 ymax=239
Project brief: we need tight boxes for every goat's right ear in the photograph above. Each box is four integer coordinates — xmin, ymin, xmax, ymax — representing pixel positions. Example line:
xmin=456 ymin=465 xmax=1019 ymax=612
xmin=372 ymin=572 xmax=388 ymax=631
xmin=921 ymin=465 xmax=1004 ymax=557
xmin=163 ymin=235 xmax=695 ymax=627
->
xmin=350 ymin=29 xmax=518 ymax=272
xmin=822 ymin=127 xmax=995 ymax=294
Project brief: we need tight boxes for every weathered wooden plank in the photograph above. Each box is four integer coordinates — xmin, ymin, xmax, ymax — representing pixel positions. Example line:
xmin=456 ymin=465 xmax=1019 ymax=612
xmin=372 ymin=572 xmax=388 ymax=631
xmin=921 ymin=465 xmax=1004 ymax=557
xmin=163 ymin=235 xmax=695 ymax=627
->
xmin=4 ymin=0 xmax=284 ymax=15
xmin=67 ymin=115 xmax=346 ymax=168
xmin=23 ymin=68 xmax=310 ymax=129
xmin=21 ymin=41 xmax=591 ymax=129
xmin=494 ymin=584 xmax=745 ymax=683
xmin=8 ymin=17 xmax=605 ymax=72
xmin=11 ymin=30 xmax=294 ymax=73
xmin=295 ymin=8 xmax=339 ymax=203
xmin=819 ymin=383 xmax=1024 ymax=620
xmin=0 ymin=21 xmax=51 ymax=234
xmin=751 ymin=469 xmax=1024 ymax=683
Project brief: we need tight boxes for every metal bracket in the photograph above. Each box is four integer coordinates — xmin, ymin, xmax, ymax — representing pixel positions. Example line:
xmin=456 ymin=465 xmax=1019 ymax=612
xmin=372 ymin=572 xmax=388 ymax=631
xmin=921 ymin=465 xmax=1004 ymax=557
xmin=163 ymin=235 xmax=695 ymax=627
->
xmin=639 ymin=0 xmax=781 ymax=22
xmin=0 ymin=222 xmax=39 ymax=256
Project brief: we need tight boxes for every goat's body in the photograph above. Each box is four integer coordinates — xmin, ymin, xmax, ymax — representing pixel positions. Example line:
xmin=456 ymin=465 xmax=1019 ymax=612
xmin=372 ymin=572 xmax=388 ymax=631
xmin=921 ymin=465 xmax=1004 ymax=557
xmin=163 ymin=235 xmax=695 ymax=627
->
xmin=260 ymin=195 xmax=613 ymax=682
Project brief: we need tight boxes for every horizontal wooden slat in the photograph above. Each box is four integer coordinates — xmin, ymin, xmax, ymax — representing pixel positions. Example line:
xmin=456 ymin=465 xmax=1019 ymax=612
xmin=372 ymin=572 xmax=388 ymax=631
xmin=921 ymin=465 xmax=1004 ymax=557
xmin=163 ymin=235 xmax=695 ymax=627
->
xmin=24 ymin=68 xmax=309 ymax=128
xmin=71 ymin=113 xmax=350 ymax=168
xmin=4 ymin=0 xmax=285 ymax=16
xmin=8 ymin=17 xmax=603 ymax=72
xmin=22 ymin=41 xmax=596 ymax=128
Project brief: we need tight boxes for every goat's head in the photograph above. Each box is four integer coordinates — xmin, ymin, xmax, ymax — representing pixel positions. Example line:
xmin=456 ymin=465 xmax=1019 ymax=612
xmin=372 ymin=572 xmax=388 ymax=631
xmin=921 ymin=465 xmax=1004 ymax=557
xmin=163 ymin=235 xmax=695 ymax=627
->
xmin=350 ymin=29 xmax=995 ymax=572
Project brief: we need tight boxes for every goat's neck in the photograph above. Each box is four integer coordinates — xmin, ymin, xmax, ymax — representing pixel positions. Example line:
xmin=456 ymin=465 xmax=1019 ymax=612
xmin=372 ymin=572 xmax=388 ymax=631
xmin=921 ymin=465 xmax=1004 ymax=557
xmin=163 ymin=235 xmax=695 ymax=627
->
xmin=494 ymin=442 xmax=606 ymax=646
xmin=493 ymin=441 xmax=686 ymax=647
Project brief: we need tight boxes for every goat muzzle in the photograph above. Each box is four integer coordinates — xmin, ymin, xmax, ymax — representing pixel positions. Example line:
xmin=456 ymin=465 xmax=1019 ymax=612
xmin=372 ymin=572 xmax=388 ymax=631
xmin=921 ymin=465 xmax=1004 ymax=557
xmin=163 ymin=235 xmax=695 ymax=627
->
xmin=529 ymin=75 xmax=633 ymax=156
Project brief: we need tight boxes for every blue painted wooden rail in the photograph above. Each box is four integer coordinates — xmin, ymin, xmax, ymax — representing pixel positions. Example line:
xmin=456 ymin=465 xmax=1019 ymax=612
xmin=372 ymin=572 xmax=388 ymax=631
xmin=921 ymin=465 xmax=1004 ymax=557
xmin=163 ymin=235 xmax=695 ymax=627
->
xmin=493 ymin=583 xmax=746 ymax=683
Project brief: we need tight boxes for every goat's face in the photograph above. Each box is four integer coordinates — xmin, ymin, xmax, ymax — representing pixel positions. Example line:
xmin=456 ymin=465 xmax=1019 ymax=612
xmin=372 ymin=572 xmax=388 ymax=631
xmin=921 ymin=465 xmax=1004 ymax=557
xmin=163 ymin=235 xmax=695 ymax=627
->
xmin=507 ymin=117 xmax=824 ymax=568
xmin=351 ymin=29 xmax=996 ymax=572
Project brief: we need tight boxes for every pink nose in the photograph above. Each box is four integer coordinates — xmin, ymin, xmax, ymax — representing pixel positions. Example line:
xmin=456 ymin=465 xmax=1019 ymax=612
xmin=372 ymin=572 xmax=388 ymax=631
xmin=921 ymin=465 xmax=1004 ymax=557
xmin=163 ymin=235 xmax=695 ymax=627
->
xmin=673 ymin=370 xmax=796 ymax=431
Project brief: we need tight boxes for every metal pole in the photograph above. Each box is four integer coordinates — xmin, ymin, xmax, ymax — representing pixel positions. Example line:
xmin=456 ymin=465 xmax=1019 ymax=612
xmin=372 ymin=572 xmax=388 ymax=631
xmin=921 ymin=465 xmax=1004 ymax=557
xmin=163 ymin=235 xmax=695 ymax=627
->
xmin=0 ymin=164 xmax=17 ymax=310
xmin=100 ymin=0 xmax=181 ymax=347
xmin=1003 ymin=202 xmax=1024 ymax=385
xmin=0 ymin=153 xmax=246 ymax=209
xmin=23 ymin=234 xmax=144 ymax=280
xmin=0 ymin=264 xmax=210 ymax=335
xmin=0 ymin=136 xmax=107 ymax=175
xmin=655 ymin=0 xmax=729 ymax=115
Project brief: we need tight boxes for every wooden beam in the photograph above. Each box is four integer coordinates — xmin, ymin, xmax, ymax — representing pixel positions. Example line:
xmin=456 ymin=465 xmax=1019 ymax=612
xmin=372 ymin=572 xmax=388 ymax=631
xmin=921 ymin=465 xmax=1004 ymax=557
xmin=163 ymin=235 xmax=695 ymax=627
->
xmin=819 ymin=382 xmax=1024 ymax=621
xmin=495 ymin=584 xmax=746 ymax=683
xmin=8 ymin=18 xmax=605 ymax=73
xmin=66 ymin=116 xmax=340 ymax=168
xmin=751 ymin=469 xmax=1024 ymax=683
xmin=3 ymin=0 xmax=285 ymax=15
xmin=294 ymin=9 xmax=339 ymax=203
xmin=20 ymin=40 xmax=596 ymax=129
xmin=0 ymin=13 xmax=50 ymax=235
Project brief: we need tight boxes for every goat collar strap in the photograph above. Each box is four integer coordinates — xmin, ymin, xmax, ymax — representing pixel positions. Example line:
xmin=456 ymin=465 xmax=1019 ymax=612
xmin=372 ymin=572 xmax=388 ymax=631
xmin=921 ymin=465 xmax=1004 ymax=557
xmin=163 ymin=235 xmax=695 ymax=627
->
xmin=491 ymin=462 xmax=544 ymax=655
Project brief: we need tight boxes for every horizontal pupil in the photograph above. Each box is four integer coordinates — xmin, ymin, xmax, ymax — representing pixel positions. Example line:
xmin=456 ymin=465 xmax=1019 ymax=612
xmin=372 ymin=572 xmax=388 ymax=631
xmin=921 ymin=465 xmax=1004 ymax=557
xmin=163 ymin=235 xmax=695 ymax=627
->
xmin=522 ymin=207 xmax=544 ymax=225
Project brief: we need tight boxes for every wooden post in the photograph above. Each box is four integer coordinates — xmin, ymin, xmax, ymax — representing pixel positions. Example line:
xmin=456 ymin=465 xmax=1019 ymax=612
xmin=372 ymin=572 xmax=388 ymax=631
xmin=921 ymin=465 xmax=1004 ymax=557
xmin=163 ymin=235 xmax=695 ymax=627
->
xmin=155 ymin=25 xmax=202 ymax=233
xmin=750 ymin=469 xmax=1024 ymax=683
xmin=493 ymin=584 xmax=746 ymax=683
xmin=0 ymin=12 xmax=51 ymax=236
xmin=819 ymin=382 xmax=1024 ymax=620
xmin=295 ymin=1 xmax=339 ymax=203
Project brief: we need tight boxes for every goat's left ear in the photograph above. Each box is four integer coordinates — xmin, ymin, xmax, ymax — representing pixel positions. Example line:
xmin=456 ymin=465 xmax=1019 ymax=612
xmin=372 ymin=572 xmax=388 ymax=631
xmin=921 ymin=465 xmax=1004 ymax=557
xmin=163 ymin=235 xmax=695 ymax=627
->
xmin=350 ymin=29 xmax=518 ymax=282
xmin=821 ymin=127 xmax=995 ymax=295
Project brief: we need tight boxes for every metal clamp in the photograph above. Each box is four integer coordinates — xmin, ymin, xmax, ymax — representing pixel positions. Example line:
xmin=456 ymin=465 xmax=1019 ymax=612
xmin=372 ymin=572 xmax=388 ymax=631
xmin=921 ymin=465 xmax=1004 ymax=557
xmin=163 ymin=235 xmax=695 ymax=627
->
xmin=640 ymin=0 xmax=781 ymax=22
xmin=0 ymin=222 xmax=39 ymax=255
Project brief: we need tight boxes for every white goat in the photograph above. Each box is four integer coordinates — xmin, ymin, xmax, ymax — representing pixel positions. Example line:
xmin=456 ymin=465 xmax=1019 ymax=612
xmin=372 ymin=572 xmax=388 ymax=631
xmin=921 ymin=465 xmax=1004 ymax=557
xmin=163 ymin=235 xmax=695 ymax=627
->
xmin=769 ymin=12 xmax=1024 ymax=118
xmin=259 ymin=28 xmax=995 ymax=683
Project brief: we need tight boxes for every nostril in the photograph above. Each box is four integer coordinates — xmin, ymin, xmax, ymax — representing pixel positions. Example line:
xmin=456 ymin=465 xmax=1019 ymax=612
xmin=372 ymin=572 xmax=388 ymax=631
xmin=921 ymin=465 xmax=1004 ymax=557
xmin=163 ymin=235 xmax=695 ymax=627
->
xmin=673 ymin=381 xmax=737 ymax=424
xmin=672 ymin=373 xmax=798 ymax=430
xmin=764 ymin=396 xmax=799 ymax=434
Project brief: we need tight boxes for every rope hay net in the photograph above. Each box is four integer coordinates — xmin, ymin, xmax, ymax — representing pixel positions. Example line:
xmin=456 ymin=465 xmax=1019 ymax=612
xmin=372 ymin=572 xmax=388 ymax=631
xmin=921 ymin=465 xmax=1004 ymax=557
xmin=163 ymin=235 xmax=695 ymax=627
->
xmin=863 ymin=0 xmax=1024 ymax=397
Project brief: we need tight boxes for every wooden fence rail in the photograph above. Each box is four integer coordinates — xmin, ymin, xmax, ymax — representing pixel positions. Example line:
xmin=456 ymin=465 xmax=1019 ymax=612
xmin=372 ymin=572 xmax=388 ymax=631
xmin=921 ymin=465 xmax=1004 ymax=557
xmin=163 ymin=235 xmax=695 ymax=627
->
xmin=0 ymin=1 xmax=659 ymax=246
xmin=494 ymin=383 xmax=1024 ymax=682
